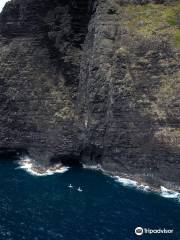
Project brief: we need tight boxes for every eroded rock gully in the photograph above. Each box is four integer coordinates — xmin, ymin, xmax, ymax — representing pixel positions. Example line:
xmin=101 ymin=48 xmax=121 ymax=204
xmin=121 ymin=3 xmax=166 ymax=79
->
xmin=0 ymin=0 xmax=179 ymax=188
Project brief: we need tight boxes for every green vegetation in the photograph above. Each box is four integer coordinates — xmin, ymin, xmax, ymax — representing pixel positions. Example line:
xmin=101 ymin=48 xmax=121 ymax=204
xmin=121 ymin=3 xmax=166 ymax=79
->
xmin=121 ymin=2 xmax=180 ymax=47
xmin=167 ymin=8 xmax=180 ymax=26
xmin=175 ymin=32 xmax=180 ymax=42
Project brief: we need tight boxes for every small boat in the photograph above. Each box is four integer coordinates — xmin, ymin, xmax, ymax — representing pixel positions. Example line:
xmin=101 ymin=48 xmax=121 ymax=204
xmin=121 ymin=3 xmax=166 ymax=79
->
xmin=68 ymin=184 xmax=73 ymax=188
xmin=77 ymin=187 xmax=83 ymax=192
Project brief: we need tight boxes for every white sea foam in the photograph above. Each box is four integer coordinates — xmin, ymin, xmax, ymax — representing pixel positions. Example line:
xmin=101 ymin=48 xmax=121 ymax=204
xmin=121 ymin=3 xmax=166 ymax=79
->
xmin=114 ymin=176 xmax=180 ymax=200
xmin=114 ymin=176 xmax=138 ymax=187
xmin=137 ymin=184 xmax=150 ymax=192
xmin=83 ymin=164 xmax=180 ymax=201
xmin=16 ymin=156 xmax=69 ymax=176
xmin=160 ymin=186 xmax=180 ymax=201
xmin=113 ymin=176 xmax=151 ymax=193
xmin=83 ymin=165 xmax=151 ymax=193
xmin=17 ymin=159 xmax=180 ymax=201
xmin=114 ymin=175 xmax=179 ymax=201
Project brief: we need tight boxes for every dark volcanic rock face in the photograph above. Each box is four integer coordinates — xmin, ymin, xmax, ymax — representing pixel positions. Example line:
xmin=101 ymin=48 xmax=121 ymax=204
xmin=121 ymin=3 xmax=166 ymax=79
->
xmin=78 ymin=0 xmax=180 ymax=186
xmin=0 ymin=0 xmax=95 ymax=162
xmin=0 ymin=0 xmax=180 ymax=187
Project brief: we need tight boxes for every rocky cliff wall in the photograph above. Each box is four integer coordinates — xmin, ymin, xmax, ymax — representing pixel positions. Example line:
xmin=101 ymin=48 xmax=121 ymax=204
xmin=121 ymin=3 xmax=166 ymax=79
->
xmin=0 ymin=0 xmax=179 ymax=187
xmin=0 ymin=0 xmax=95 ymax=162
xmin=78 ymin=0 xmax=180 ymax=186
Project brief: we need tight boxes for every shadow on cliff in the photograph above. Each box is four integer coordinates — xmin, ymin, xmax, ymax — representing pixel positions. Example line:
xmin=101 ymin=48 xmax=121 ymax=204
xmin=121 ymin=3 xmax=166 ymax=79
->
xmin=0 ymin=148 xmax=28 ymax=161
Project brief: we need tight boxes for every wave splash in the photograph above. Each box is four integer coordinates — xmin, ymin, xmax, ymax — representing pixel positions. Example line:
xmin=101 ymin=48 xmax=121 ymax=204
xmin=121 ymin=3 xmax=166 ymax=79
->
xmin=83 ymin=164 xmax=179 ymax=202
xmin=16 ymin=156 xmax=69 ymax=176
xmin=115 ymin=176 xmax=180 ymax=202
xmin=17 ymin=160 xmax=180 ymax=201
xmin=114 ymin=176 xmax=150 ymax=192
xmin=160 ymin=186 xmax=180 ymax=200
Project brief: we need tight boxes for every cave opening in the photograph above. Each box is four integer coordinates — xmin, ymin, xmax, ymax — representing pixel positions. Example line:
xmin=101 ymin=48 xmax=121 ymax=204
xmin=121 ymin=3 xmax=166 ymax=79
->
xmin=50 ymin=154 xmax=83 ymax=167
xmin=50 ymin=144 xmax=102 ymax=168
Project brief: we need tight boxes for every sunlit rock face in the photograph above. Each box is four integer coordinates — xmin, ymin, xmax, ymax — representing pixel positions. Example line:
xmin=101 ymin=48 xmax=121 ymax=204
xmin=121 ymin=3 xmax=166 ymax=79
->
xmin=0 ymin=0 xmax=179 ymax=187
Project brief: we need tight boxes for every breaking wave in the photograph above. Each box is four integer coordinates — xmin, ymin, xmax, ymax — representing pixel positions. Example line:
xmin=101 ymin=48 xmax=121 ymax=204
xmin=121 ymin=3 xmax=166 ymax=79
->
xmin=160 ymin=186 xmax=180 ymax=201
xmin=83 ymin=164 xmax=179 ymax=202
xmin=114 ymin=176 xmax=150 ymax=192
xmin=83 ymin=164 xmax=150 ymax=192
xmin=17 ymin=160 xmax=180 ymax=201
xmin=16 ymin=156 xmax=69 ymax=176
xmin=114 ymin=176 xmax=138 ymax=187
xmin=114 ymin=176 xmax=180 ymax=202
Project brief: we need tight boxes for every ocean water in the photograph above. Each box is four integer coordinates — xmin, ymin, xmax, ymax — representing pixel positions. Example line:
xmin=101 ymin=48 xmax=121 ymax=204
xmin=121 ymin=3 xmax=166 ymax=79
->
xmin=0 ymin=160 xmax=179 ymax=240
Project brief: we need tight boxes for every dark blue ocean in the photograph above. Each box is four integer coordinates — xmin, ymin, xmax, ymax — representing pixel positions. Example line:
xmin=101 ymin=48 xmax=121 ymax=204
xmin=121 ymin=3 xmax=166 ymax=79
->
xmin=0 ymin=161 xmax=179 ymax=240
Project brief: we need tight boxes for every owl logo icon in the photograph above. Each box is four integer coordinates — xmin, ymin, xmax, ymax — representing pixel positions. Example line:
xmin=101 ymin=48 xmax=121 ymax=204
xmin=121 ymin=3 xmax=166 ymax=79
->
xmin=135 ymin=227 xmax=143 ymax=236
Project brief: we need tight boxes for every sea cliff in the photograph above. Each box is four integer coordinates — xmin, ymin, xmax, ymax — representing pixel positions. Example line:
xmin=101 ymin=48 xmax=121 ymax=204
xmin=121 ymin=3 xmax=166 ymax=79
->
xmin=0 ymin=0 xmax=179 ymax=189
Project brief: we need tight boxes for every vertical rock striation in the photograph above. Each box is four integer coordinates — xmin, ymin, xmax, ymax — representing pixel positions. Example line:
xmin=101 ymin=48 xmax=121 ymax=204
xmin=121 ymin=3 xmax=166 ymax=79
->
xmin=0 ymin=0 xmax=179 ymax=187
xmin=78 ymin=0 xmax=180 ymax=185
xmin=0 ymin=0 xmax=95 ymax=162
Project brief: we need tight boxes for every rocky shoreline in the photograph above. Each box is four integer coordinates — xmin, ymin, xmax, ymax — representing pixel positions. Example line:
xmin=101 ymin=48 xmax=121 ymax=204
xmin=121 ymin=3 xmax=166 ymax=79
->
xmin=17 ymin=157 xmax=69 ymax=176
xmin=16 ymin=157 xmax=180 ymax=201
xmin=83 ymin=163 xmax=180 ymax=201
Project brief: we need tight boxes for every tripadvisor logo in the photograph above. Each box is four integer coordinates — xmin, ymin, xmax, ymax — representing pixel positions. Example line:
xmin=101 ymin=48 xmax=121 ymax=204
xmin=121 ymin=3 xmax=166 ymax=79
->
xmin=135 ymin=227 xmax=143 ymax=236
xmin=135 ymin=227 xmax=174 ymax=236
